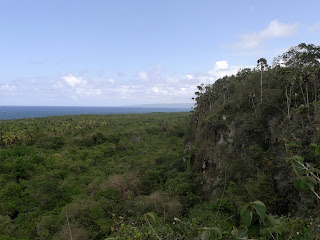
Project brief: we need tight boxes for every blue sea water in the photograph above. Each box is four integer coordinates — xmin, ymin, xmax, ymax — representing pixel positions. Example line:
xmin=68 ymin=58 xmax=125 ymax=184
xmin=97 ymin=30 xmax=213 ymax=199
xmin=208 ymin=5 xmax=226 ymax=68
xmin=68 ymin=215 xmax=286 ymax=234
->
xmin=0 ymin=106 xmax=191 ymax=120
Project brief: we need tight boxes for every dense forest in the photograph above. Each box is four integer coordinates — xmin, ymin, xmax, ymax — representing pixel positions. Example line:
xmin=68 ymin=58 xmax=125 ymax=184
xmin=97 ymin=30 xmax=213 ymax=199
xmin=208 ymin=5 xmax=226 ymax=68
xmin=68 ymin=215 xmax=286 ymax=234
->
xmin=0 ymin=43 xmax=320 ymax=239
xmin=185 ymin=43 xmax=320 ymax=239
xmin=0 ymin=113 xmax=195 ymax=239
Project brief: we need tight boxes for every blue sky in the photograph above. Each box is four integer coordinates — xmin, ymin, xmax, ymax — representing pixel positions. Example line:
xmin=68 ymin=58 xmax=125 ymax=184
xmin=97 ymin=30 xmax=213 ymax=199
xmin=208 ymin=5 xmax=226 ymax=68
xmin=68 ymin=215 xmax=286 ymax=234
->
xmin=1 ymin=0 xmax=320 ymax=106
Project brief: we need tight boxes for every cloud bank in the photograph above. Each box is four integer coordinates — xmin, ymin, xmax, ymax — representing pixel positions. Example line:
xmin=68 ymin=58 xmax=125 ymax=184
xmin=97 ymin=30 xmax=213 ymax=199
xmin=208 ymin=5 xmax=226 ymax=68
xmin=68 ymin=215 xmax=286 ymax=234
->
xmin=234 ymin=20 xmax=299 ymax=49
xmin=55 ymin=74 xmax=102 ymax=98
xmin=308 ymin=22 xmax=320 ymax=33
xmin=27 ymin=61 xmax=246 ymax=105
xmin=0 ymin=61 xmax=249 ymax=106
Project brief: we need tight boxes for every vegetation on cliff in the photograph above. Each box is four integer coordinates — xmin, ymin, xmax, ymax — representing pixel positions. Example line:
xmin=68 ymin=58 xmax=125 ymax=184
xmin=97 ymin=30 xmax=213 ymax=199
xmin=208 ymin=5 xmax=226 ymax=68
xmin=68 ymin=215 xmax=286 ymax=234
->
xmin=184 ymin=43 xmax=320 ymax=238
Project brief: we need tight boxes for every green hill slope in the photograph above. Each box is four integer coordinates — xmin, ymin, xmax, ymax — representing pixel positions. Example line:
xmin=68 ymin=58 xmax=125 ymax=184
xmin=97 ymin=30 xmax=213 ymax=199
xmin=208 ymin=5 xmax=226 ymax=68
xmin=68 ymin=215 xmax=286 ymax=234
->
xmin=184 ymin=43 xmax=320 ymax=238
xmin=0 ymin=112 xmax=196 ymax=239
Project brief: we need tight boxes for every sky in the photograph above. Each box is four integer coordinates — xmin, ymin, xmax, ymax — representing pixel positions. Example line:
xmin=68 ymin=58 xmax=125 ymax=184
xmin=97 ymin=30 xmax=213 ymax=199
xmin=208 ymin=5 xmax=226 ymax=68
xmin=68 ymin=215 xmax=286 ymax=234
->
xmin=1 ymin=0 xmax=320 ymax=106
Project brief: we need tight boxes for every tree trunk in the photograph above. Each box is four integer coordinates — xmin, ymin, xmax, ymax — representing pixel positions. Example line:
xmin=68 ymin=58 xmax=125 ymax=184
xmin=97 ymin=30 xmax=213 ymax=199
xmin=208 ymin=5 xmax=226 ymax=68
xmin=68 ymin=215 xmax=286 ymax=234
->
xmin=285 ymin=86 xmax=291 ymax=120
xmin=300 ymin=84 xmax=307 ymax=107
xmin=306 ymin=81 xmax=309 ymax=108
xmin=260 ymin=66 xmax=263 ymax=104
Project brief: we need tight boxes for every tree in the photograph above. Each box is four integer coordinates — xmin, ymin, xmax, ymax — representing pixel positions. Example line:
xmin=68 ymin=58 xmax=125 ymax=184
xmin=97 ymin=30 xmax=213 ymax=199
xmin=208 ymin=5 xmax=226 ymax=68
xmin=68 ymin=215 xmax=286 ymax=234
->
xmin=274 ymin=44 xmax=320 ymax=111
xmin=257 ymin=58 xmax=268 ymax=104
xmin=274 ymin=43 xmax=320 ymax=67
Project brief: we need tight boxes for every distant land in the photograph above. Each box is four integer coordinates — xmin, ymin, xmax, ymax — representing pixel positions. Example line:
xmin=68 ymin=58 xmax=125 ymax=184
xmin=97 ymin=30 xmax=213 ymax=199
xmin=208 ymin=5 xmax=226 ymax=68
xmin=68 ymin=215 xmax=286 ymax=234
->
xmin=126 ymin=103 xmax=194 ymax=108
xmin=0 ymin=105 xmax=192 ymax=120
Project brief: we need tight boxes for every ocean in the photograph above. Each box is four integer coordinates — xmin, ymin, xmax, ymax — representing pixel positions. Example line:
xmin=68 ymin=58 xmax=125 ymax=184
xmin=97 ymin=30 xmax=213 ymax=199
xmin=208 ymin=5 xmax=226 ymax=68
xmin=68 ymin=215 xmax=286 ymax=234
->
xmin=0 ymin=106 xmax=191 ymax=120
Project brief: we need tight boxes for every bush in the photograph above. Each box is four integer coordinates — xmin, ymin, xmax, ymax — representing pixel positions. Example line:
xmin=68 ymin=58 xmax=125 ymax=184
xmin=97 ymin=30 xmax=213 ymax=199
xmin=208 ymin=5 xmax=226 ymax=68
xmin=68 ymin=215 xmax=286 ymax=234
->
xmin=36 ymin=135 xmax=65 ymax=150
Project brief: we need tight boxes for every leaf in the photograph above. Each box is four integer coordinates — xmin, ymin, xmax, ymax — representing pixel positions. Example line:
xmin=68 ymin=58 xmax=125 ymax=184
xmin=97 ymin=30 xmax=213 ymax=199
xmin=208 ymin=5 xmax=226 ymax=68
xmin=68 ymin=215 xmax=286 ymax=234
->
xmin=240 ymin=204 xmax=252 ymax=227
xmin=292 ymin=155 xmax=304 ymax=162
xmin=294 ymin=179 xmax=308 ymax=190
xmin=287 ymin=142 xmax=299 ymax=148
xmin=284 ymin=157 xmax=291 ymax=162
xmin=253 ymin=200 xmax=266 ymax=221
xmin=265 ymin=214 xmax=276 ymax=226
xmin=315 ymin=146 xmax=320 ymax=155
xmin=240 ymin=203 xmax=249 ymax=216
xmin=201 ymin=227 xmax=222 ymax=240
xmin=201 ymin=228 xmax=210 ymax=240
xmin=271 ymin=224 xmax=284 ymax=234
xmin=238 ymin=230 xmax=248 ymax=239
xmin=145 ymin=212 xmax=158 ymax=222
xmin=312 ymin=168 xmax=320 ymax=174
xmin=265 ymin=214 xmax=282 ymax=227
xmin=306 ymin=175 xmax=317 ymax=185
xmin=210 ymin=227 xmax=222 ymax=239
xmin=311 ymin=143 xmax=317 ymax=148
xmin=292 ymin=160 xmax=304 ymax=175
xmin=248 ymin=222 xmax=260 ymax=238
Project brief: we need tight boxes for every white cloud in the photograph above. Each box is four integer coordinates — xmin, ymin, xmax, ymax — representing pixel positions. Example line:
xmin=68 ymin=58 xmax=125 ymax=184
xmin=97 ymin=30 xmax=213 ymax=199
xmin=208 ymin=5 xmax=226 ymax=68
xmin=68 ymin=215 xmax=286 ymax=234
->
xmin=215 ymin=60 xmax=228 ymax=70
xmin=46 ymin=62 xmax=251 ymax=105
xmin=197 ymin=76 xmax=215 ymax=83
xmin=151 ymin=86 xmax=168 ymax=94
xmin=55 ymin=74 xmax=103 ymax=98
xmin=0 ymin=84 xmax=16 ymax=97
xmin=273 ymin=46 xmax=290 ymax=57
xmin=152 ymin=87 xmax=159 ymax=93
xmin=110 ymin=61 xmax=252 ymax=104
xmin=185 ymin=74 xmax=194 ymax=80
xmin=235 ymin=33 xmax=261 ymax=49
xmin=260 ymin=20 xmax=298 ymax=38
xmin=138 ymin=71 xmax=148 ymax=80
xmin=112 ymin=61 xmax=252 ymax=104
xmin=234 ymin=20 xmax=299 ymax=49
xmin=75 ymin=88 xmax=102 ymax=96
xmin=1 ymin=84 xmax=16 ymax=92
xmin=53 ymin=81 xmax=64 ymax=89
xmin=117 ymin=85 xmax=138 ymax=96
xmin=308 ymin=22 xmax=320 ymax=33
xmin=207 ymin=61 xmax=246 ymax=80
xmin=61 ymin=74 xmax=87 ymax=88
xmin=166 ymin=77 xmax=179 ymax=84
xmin=180 ymin=88 xmax=186 ymax=92
xmin=107 ymin=78 xmax=115 ymax=84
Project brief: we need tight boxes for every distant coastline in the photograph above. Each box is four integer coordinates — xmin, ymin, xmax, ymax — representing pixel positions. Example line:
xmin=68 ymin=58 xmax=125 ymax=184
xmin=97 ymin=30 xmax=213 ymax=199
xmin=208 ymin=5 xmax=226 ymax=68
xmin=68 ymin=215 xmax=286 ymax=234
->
xmin=125 ymin=103 xmax=193 ymax=108
xmin=0 ymin=106 xmax=191 ymax=120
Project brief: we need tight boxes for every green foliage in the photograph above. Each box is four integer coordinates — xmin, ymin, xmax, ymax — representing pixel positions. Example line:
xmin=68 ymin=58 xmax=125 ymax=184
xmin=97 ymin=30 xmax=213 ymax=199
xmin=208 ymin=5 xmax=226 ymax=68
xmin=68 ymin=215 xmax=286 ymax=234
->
xmin=1 ymin=43 xmax=320 ymax=238
xmin=201 ymin=227 xmax=222 ymax=240
xmin=186 ymin=43 xmax=320 ymax=238
xmin=145 ymin=212 xmax=158 ymax=222
xmin=110 ymin=200 xmax=316 ymax=239
xmin=252 ymin=200 xmax=266 ymax=221
xmin=0 ymin=112 xmax=191 ymax=239
xmin=234 ymin=201 xmax=286 ymax=239
xmin=285 ymin=141 xmax=320 ymax=204
xmin=36 ymin=135 xmax=65 ymax=150
xmin=240 ymin=203 xmax=253 ymax=227
xmin=107 ymin=43 xmax=320 ymax=238
xmin=245 ymin=173 xmax=278 ymax=210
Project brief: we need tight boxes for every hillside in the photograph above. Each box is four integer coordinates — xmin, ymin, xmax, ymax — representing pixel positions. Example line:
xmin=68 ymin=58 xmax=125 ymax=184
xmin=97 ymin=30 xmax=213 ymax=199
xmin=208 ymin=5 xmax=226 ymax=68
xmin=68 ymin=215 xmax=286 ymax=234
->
xmin=184 ymin=43 xmax=320 ymax=238
xmin=0 ymin=113 xmax=195 ymax=239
